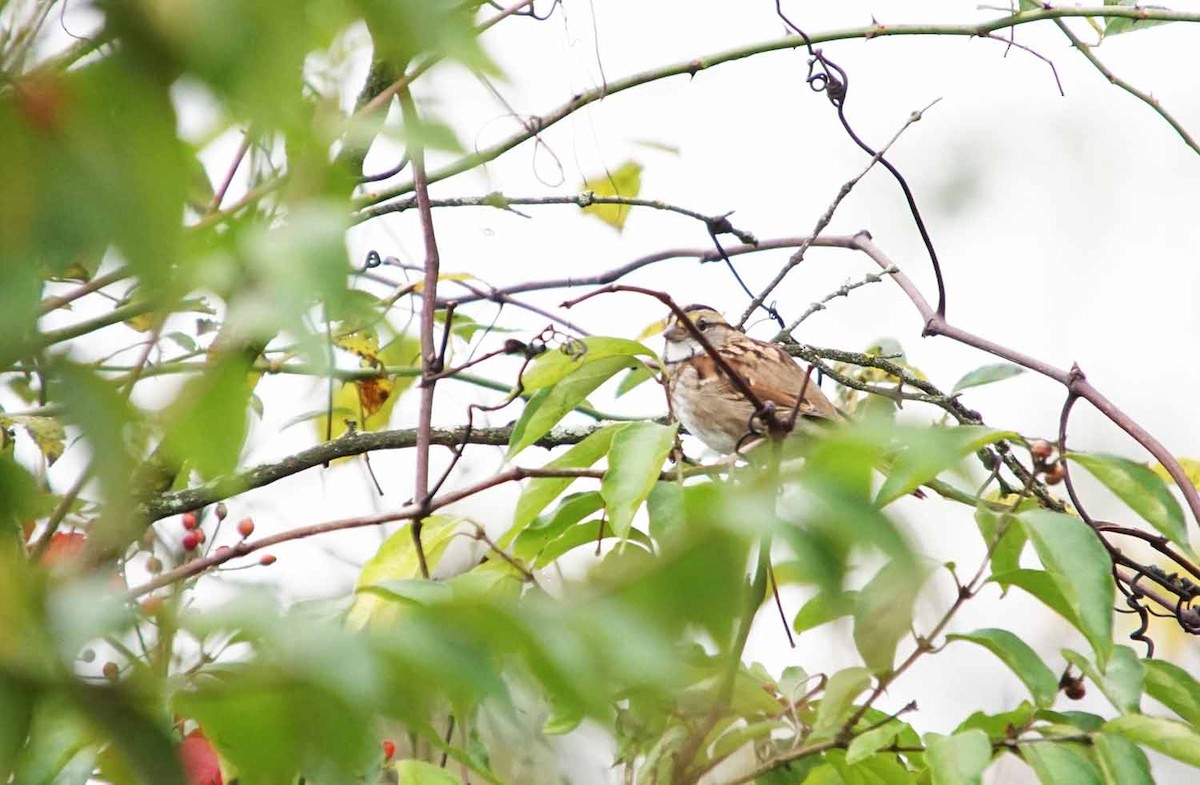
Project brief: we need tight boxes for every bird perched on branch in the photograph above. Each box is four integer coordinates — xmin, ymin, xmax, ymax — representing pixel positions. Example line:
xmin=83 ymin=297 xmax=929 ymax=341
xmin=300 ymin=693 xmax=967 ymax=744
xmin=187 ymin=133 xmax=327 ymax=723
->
xmin=662 ymin=304 xmax=840 ymax=454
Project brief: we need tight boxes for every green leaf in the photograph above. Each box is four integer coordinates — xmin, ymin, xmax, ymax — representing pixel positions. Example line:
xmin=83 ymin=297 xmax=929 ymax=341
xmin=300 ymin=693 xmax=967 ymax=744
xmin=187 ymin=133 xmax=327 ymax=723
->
xmin=952 ymin=363 xmax=1025 ymax=393
xmin=853 ymin=560 xmax=926 ymax=673
xmin=991 ymin=569 xmax=1077 ymax=626
xmin=160 ymin=353 xmax=255 ymax=480
xmin=0 ymin=673 xmax=33 ymax=781
xmin=519 ymin=337 xmax=653 ymax=392
xmin=1143 ymin=658 xmax=1200 ymax=725
xmin=1018 ymin=510 xmax=1114 ymax=665
xmin=924 ymin=730 xmax=992 ymax=785
xmin=876 ymin=426 xmax=1016 ymax=505
xmin=601 ymin=422 xmax=677 ymax=537
xmin=348 ymin=517 xmax=461 ymax=628
xmin=616 ymin=364 xmax=655 ymax=397
xmin=1062 ymin=646 xmax=1143 ymax=714
xmin=946 ymin=629 xmax=1058 ymax=708
xmin=709 ymin=720 xmax=786 ymax=764
xmin=1102 ymin=1 xmax=1174 ymax=37
xmin=1035 ymin=709 xmax=1106 ymax=733
xmin=1105 ymin=714 xmax=1200 ymax=767
xmin=77 ymin=686 xmax=186 ymax=785
xmin=580 ymin=161 xmax=643 ymax=230
xmin=1093 ymin=732 xmax=1152 ymax=785
xmin=535 ymin=519 xmax=651 ymax=567
xmin=508 ymin=356 xmax=638 ymax=456
xmin=974 ymin=508 xmax=1026 ymax=581
xmin=793 ymin=591 xmax=858 ymax=636
xmin=956 ymin=703 xmax=1036 ymax=740
xmin=1020 ymin=741 xmax=1102 ymax=785
xmin=512 ymin=491 xmax=604 ymax=560
xmin=810 ymin=667 xmax=872 ymax=741
xmin=826 ymin=748 xmax=914 ymax=784
xmin=506 ymin=424 xmax=623 ymax=543
xmin=646 ymin=482 xmax=685 ymax=542
xmin=1067 ymin=452 xmax=1189 ymax=552
xmin=845 ymin=720 xmax=902 ymax=765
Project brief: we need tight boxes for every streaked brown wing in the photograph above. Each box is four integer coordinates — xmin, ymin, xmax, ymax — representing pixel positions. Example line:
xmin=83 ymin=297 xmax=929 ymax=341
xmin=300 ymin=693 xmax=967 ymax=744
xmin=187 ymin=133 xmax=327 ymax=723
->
xmin=698 ymin=338 xmax=841 ymax=421
xmin=747 ymin=341 xmax=841 ymax=420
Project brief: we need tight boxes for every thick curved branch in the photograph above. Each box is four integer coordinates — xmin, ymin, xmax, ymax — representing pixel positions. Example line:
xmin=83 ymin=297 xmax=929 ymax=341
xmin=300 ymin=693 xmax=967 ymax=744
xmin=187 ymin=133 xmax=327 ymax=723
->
xmin=853 ymin=234 xmax=1200 ymax=530
xmin=141 ymin=423 xmax=611 ymax=521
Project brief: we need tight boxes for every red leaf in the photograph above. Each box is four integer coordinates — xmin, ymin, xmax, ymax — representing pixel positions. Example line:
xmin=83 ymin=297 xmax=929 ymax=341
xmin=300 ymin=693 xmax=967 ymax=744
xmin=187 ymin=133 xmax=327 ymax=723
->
xmin=180 ymin=729 xmax=222 ymax=785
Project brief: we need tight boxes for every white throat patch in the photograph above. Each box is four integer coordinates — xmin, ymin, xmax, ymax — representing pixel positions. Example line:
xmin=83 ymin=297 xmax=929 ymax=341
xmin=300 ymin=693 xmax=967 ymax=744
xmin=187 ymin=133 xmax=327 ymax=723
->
xmin=663 ymin=337 xmax=702 ymax=364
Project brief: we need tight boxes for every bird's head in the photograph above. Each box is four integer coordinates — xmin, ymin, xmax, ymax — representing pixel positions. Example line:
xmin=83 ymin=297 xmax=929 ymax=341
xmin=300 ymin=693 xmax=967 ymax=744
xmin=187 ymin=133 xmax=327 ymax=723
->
xmin=662 ymin=304 xmax=736 ymax=361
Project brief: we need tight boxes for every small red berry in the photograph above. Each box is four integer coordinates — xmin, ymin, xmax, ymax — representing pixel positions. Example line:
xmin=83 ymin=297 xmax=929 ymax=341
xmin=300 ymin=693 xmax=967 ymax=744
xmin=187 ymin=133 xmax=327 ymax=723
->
xmin=146 ymin=556 xmax=163 ymax=574
xmin=182 ymin=532 xmax=200 ymax=551
xmin=1029 ymin=439 xmax=1054 ymax=461
xmin=215 ymin=545 xmax=231 ymax=555
xmin=194 ymin=528 xmax=207 ymax=545
xmin=1044 ymin=462 xmax=1066 ymax=485
xmin=236 ymin=518 xmax=254 ymax=538
xmin=382 ymin=739 xmax=396 ymax=760
xmin=102 ymin=661 xmax=120 ymax=681
xmin=259 ymin=554 xmax=276 ymax=566
xmin=182 ymin=512 xmax=199 ymax=530
xmin=141 ymin=596 xmax=164 ymax=615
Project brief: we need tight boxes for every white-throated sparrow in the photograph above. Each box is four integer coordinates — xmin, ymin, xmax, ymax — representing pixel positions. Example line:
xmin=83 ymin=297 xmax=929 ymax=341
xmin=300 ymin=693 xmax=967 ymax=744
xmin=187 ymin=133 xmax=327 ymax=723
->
xmin=662 ymin=304 xmax=839 ymax=454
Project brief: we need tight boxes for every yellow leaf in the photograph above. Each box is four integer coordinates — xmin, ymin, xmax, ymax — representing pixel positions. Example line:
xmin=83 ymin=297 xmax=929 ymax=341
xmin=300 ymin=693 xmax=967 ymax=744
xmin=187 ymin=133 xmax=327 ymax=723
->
xmin=637 ymin=317 xmax=669 ymax=341
xmin=20 ymin=416 xmax=65 ymax=466
xmin=356 ymin=377 xmax=395 ymax=419
xmin=125 ymin=312 xmax=156 ymax=333
xmin=580 ymin=160 xmax=643 ymax=231
xmin=314 ymin=334 xmax=421 ymax=443
xmin=411 ymin=272 xmax=476 ymax=293
xmin=1151 ymin=459 xmax=1200 ymax=490
xmin=335 ymin=329 xmax=381 ymax=365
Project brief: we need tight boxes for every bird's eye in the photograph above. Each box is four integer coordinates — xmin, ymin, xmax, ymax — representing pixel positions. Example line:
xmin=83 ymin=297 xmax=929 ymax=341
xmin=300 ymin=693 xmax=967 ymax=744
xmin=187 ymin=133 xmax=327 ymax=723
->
xmin=697 ymin=319 xmax=710 ymax=331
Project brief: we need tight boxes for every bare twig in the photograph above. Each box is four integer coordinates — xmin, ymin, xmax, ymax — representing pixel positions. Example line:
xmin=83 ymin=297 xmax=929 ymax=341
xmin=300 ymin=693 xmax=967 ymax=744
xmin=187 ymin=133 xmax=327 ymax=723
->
xmin=739 ymin=100 xmax=938 ymax=329
xmin=446 ymin=236 xmax=861 ymax=307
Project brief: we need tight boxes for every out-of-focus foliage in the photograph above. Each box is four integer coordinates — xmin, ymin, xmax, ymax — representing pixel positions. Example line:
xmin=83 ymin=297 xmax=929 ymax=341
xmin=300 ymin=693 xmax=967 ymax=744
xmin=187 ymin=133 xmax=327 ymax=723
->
xmin=1 ymin=1 xmax=1198 ymax=783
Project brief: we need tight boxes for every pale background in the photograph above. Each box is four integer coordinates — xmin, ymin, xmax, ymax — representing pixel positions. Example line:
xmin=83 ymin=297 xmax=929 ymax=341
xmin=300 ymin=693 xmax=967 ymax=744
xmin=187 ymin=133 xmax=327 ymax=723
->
xmin=28 ymin=1 xmax=1200 ymax=782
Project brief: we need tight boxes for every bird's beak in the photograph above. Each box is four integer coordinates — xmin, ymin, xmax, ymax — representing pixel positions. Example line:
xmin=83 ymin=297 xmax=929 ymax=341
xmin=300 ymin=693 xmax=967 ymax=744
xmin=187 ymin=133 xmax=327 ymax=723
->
xmin=663 ymin=322 xmax=688 ymax=342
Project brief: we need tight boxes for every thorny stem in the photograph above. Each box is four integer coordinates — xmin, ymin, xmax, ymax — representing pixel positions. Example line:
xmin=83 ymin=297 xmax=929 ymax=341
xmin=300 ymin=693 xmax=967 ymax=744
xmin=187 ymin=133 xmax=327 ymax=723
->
xmin=1054 ymin=18 xmax=1200 ymax=157
xmin=360 ymin=7 xmax=1200 ymax=207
